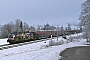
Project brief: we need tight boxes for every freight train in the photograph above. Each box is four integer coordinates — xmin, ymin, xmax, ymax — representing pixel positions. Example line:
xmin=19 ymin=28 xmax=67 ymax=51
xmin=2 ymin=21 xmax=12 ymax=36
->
xmin=7 ymin=30 xmax=81 ymax=44
xmin=7 ymin=31 xmax=56 ymax=44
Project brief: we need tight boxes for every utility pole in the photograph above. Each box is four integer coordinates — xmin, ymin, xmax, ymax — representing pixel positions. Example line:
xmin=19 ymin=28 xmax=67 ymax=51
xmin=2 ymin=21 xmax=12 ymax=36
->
xmin=51 ymin=31 xmax=52 ymax=41
xmin=57 ymin=25 xmax=58 ymax=41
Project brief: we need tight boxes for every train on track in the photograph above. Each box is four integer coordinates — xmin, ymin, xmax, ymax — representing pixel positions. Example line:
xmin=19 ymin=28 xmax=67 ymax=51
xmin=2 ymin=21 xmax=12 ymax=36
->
xmin=7 ymin=30 xmax=81 ymax=44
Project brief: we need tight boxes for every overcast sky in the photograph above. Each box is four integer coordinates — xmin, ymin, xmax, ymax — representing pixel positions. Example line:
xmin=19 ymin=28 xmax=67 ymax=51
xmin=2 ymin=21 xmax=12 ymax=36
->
xmin=0 ymin=0 xmax=85 ymax=26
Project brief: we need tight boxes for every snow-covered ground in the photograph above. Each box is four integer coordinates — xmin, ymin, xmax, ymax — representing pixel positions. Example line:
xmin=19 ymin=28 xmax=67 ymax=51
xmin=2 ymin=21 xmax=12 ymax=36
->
xmin=0 ymin=38 xmax=9 ymax=45
xmin=0 ymin=33 xmax=89 ymax=60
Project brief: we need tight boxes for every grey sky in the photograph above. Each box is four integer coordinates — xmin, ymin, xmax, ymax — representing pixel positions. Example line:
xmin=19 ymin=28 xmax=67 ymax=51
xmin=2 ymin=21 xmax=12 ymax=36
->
xmin=0 ymin=0 xmax=85 ymax=26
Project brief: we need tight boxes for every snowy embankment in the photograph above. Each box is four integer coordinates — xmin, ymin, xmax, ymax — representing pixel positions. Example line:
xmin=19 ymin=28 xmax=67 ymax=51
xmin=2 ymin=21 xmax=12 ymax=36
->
xmin=0 ymin=33 xmax=89 ymax=60
xmin=0 ymin=38 xmax=8 ymax=45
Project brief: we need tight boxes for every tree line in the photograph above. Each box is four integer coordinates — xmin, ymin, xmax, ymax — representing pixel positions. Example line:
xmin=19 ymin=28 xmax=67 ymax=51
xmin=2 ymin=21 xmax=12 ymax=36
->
xmin=0 ymin=19 xmax=73 ymax=38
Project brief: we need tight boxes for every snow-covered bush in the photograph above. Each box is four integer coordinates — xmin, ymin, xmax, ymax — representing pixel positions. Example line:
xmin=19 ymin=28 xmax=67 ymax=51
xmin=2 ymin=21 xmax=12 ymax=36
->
xmin=49 ymin=40 xmax=56 ymax=46
xmin=57 ymin=39 xmax=64 ymax=45
xmin=67 ymin=34 xmax=82 ymax=42
xmin=68 ymin=37 xmax=74 ymax=42
xmin=82 ymin=32 xmax=90 ymax=42
xmin=49 ymin=39 xmax=64 ymax=46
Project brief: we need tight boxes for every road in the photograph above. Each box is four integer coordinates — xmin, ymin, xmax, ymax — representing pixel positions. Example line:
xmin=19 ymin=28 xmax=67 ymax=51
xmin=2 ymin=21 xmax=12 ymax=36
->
xmin=60 ymin=46 xmax=90 ymax=60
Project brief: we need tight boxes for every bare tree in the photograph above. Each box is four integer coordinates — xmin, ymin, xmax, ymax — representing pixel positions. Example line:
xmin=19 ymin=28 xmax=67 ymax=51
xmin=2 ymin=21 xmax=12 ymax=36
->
xmin=14 ymin=19 xmax=22 ymax=32
xmin=23 ymin=22 xmax=29 ymax=32
xmin=43 ymin=23 xmax=50 ymax=30
xmin=42 ymin=23 xmax=56 ymax=30
xmin=60 ymin=26 xmax=64 ymax=36
xmin=0 ymin=22 xmax=14 ymax=38
xmin=67 ymin=23 xmax=71 ymax=30
xmin=79 ymin=0 xmax=90 ymax=42
xmin=36 ymin=25 xmax=40 ymax=31
xmin=30 ymin=26 xmax=35 ymax=32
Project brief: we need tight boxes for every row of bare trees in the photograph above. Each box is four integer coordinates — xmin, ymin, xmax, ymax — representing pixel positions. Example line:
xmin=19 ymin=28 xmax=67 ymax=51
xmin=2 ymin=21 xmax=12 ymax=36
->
xmin=0 ymin=19 xmax=72 ymax=38
xmin=0 ymin=19 xmax=30 ymax=38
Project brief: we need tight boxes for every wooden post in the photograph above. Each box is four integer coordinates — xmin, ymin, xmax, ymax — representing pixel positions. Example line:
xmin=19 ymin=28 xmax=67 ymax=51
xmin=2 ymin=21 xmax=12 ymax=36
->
xmin=51 ymin=31 xmax=52 ymax=40
xmin=57 ymin=25 xmax=58 ymax=41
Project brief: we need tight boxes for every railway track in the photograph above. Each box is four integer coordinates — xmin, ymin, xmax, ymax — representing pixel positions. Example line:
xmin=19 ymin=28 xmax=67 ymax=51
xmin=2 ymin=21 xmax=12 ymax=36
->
xmin=0 ymin=39 xmax=49 ymax=50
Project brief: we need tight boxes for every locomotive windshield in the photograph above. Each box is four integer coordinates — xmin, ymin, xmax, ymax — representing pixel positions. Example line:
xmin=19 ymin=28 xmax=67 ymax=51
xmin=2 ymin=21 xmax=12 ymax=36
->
xmin=8 ymin=34 xmax=13 ymax=38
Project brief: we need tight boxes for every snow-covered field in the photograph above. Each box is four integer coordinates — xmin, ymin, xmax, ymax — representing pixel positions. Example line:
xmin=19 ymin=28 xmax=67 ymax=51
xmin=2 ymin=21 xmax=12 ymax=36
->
xmin=0 ymin=33 xmax=89 ymax=60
